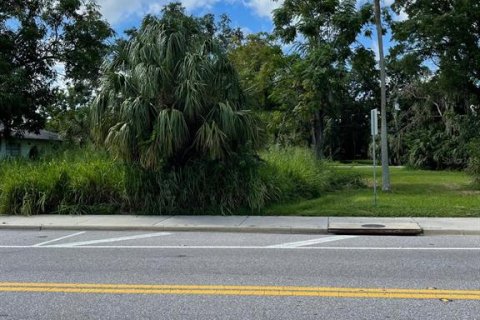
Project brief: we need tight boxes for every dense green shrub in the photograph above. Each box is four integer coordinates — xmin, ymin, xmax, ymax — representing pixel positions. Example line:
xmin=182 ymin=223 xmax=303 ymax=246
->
xmin=124 ymin=154 xmax=267 ymax=214
xmin=123 ymin=147 xmax=363 ymax=214
xmin=0 ymin=150 xmax=124 ymax=215
xmin=0 ymin=151 xmax=268 ymax=215
xmin=467 ymin=139 xmax=480 ymax=189
xmin=0 ymin=147 xmax=363 ymax=215
xmin=259 ymin=147 xmax=364 ymax=204
xmin=398 ymin=113 xmax=480 ymax=170
xmin=402 ymin=127 xmax=469 ymax=170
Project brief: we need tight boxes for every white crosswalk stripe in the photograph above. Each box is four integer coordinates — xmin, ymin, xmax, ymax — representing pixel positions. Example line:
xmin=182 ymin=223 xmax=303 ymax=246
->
xmin=49 ymin=232 xmax=171 ymax=247
xmin=266 ymin=235 xmax=357 ymax=248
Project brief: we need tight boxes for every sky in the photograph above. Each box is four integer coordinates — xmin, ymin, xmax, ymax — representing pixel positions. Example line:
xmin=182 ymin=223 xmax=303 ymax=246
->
xmin=97 ymin=0 xmax=282 ymax=36
xmin=95 ymin=0 xmax=406 ymax=59
xmin=49 ymin=0 xmax=405 ymax=87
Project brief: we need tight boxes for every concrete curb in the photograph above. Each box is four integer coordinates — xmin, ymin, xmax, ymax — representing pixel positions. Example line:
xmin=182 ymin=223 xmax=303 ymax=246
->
xmin=2 ymin=215 xmax=479 ymax=235
xmin=422 ymin=229 xmax=480 ymax=236
xmin=328 ymin=221 xmax=423 ymax=236
xmin=0 ymin=224 xmax=329 ymax=235
xmin=1 ymin=223 xmax=480 ymax=235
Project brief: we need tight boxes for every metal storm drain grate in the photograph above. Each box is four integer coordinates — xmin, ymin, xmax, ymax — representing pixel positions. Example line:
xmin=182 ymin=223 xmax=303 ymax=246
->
xmin=361 ymin=224 xmax=386 ymax=228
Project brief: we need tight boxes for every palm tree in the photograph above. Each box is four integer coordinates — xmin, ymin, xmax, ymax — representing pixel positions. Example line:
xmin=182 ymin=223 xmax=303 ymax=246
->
xmin=91 ymin=5 xmax=260 ymax=170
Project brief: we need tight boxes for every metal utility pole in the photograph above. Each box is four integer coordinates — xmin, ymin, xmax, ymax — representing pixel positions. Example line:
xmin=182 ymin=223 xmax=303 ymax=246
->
xmin=371 ymin=109 xmax=378 ymax=206
xmin=374 ymin=0 xmax=391 ymax=191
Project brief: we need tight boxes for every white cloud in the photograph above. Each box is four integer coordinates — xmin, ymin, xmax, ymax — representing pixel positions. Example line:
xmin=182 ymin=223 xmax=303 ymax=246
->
xmin=96 ymin=0 xmax=288 ymax=27
xmin=148 ymin=0 xmax=220 ymax=15
xmin=97 ymin=0 xmax=408 ymax=27
xmin=182 ymin=0 xmax=220 ymax=10
xmin=395 ymin=9 xmax=408 ymax=21
xmin=380 ymin=0 xmax=409 ymax=21
xmin=147 ymin=2 xmax=167 ymax=16
xmin=243 ymin=0 xmax=283 ymax=19
xmin=97 ymin=0 xmax=145 ymax=24
xmin=97 ymin=0 xmax=224 ymax=25
xmin=241 ymin=26 xmax=253 ymax=35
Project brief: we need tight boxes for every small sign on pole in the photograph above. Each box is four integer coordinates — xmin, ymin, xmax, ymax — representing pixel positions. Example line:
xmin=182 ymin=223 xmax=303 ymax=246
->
xmin=371 ymin=109 xmax=378 ymax=136
xmin=371 ymin=109 xmax=378 ymax=206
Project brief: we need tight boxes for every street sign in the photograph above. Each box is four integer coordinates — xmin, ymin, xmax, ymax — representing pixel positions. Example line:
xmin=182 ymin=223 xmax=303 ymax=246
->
xmin=371 ymin=109 xmax=378 ymax=136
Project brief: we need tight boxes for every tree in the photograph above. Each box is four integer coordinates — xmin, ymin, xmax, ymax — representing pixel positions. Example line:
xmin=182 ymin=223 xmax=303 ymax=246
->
xmin=388 ymin=0 xmax=480 ymax=169
xmin=268 ymin=54 xmax=312 ymax=147
xmin=374 ymin=0 xmax=390 ymax=190
xmin=392 ymin=0 xmax=480 ymax=105
xmin=91 ymin=4 xmax=260 ymax=170
xmin=273 ymin=0 xmax=372 ymax=159
xmin=0 ymin=0 xmax=113 ymax=136
xmin=45 ymin=87 xmax=92 ymax=145
xmin=335 ymin=47 xmax=379 ymax=160
xmin=229 ymin=33 xmax=285 ymax=111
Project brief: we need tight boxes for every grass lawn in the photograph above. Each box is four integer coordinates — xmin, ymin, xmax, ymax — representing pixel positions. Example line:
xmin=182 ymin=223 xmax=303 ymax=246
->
xmin=264 ymin=165 xmax=480 ymax=217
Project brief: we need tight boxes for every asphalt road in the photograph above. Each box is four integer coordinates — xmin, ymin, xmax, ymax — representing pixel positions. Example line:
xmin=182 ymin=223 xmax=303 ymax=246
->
xmin=0 ymin=230 xmax=479 ymax=320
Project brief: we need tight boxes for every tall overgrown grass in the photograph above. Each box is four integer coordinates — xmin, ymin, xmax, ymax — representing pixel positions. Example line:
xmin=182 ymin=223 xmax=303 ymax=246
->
xmin=0 ymin=147 xmax=363 ymax=215
xmin=124 ymin=154 xmax=267 ymax=215
xmin=0 ymin=149 xmax=124 ymax=215
xmin=259 ymin=147 xmax=364 ymax=204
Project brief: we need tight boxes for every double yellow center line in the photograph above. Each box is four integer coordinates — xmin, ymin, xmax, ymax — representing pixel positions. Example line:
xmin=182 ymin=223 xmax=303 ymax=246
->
xmin=0 ymin=282 xmax=479 ymax=300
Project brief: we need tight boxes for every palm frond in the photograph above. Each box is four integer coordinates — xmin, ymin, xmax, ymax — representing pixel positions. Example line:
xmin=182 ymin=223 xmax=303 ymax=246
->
xmin=91 ymin=13 xmax=260 ymax=170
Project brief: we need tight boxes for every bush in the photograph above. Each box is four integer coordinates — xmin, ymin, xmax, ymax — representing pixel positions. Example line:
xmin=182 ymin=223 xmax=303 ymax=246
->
xmin=0 ymin=150 xmax=124 ymax=215
xmin=0 ymin=147 xmax=364 ymax=215
xmin=467 ymin=139 xmax=480 ymax=189
xmin=259 ymin=147 xmax=364 ymax=204
xmin=123 ymin=147 xmax=363 ymax=214
xmin=124 ymin=154 xmax=267 ymax=215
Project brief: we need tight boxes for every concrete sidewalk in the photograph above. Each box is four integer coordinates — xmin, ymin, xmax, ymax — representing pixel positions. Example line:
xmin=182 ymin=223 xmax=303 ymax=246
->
xmin=1 ymin=215 xmax=479 ymax=235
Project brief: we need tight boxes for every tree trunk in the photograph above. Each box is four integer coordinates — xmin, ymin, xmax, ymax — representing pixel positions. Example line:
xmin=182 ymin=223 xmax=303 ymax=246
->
xmin=312 ymin=109 xmax=324 ymax=159
xmin=374 ymin=0 xmax=391 ymax=191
